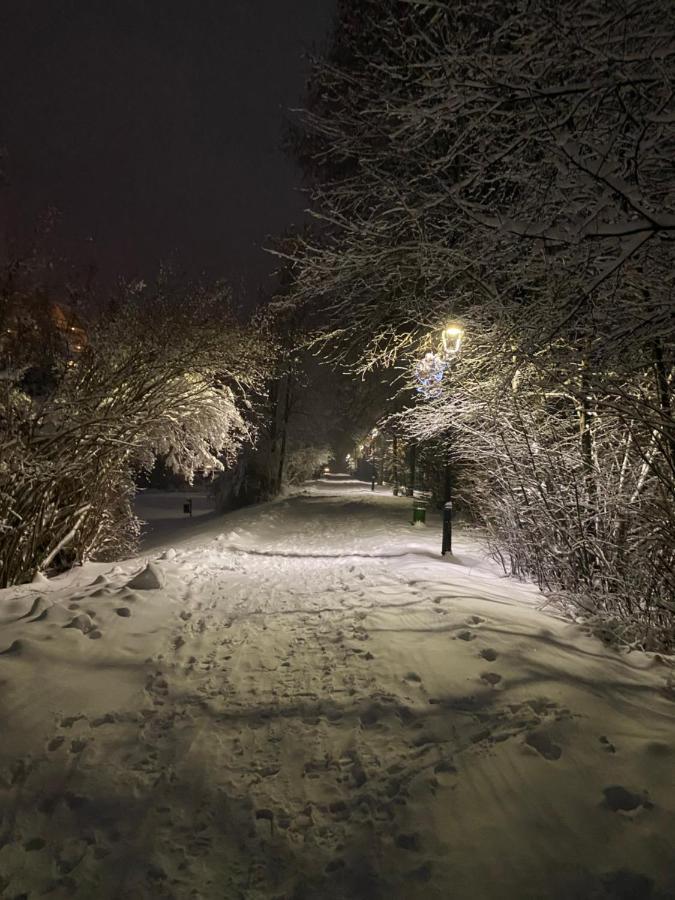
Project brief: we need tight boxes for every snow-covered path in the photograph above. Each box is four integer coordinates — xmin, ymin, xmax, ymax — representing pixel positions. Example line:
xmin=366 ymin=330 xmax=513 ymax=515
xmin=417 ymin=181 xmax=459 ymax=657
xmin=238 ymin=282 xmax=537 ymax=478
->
xmin=1 ymin=477 xmax=674 ymax=899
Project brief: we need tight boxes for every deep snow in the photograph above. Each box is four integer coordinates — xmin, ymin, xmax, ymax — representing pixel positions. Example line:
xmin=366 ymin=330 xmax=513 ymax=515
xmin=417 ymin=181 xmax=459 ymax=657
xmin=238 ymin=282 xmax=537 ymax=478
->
xmin=0 ymin=476 xmax=674 ymax=899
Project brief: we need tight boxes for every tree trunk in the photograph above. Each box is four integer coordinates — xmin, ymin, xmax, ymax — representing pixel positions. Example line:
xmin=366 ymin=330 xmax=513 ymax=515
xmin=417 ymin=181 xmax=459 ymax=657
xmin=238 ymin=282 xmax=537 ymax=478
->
xmin=653 ymin=338 xmax=675 ymax=477
xmin=276 ymin=372 xmax=294 ymax=492
xmin=579 ymin=349 xmax=598 ymax=583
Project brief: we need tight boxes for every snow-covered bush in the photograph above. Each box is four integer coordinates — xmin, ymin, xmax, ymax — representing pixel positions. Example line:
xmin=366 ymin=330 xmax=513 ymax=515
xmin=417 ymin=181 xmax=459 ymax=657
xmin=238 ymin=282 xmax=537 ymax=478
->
xmin=0 ymin=273 xmax=269 ymax=585
xmin=401 ymin=313 xmax=674 ymax=649
xmin=284 ymin=444 xmax=331 ymax=485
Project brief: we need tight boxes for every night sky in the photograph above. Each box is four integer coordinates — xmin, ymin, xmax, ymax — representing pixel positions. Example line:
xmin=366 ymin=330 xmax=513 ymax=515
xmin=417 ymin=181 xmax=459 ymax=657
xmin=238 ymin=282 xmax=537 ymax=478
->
xmin=0 ymin=0 xmax=335 ymax=298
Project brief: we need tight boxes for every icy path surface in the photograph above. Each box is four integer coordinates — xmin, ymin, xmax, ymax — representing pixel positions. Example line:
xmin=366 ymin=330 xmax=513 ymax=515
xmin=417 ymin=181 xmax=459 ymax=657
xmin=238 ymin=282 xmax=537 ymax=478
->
xmin=1 ymin=477 xmax=674 ymax=899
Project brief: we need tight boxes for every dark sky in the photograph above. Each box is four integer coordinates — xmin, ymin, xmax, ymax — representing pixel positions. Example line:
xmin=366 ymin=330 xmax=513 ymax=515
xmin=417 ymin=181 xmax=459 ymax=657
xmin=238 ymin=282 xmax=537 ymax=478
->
xmin=0 ymin=0 xmax=335 ymax=298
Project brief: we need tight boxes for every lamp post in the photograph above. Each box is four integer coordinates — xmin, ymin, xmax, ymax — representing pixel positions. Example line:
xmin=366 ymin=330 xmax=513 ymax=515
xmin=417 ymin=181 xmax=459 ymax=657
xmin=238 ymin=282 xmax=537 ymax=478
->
xmin=379 ymin=435 xmax=385 ymax=486
xmin=370 ymin=427 xmax=379 ymax=488
xmin=407 ymin=442 xmax=416 ymax=497
xmin=414 ymin=322 xmax=465 ymax=556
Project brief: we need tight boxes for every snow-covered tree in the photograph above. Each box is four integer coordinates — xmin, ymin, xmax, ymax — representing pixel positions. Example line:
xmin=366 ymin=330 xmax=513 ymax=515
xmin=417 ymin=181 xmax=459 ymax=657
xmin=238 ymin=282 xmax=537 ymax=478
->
xmin=286 ymin=0 xmax=674 ymax=369
xmin=0 ymin=269 xmax=270 ymax=585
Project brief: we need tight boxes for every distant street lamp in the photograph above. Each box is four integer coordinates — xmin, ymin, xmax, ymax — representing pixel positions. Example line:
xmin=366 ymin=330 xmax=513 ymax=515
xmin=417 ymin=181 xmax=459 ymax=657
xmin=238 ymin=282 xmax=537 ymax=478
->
xmin=368 ymin=427 xmax=384 ymax=485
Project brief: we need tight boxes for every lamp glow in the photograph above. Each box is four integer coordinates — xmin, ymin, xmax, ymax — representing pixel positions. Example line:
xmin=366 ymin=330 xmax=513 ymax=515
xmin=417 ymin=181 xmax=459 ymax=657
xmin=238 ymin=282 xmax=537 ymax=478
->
xmin=415 ymin=322 xmax=465 ymax=396
xmin=441 ymin=323 xmax=464 ymax=356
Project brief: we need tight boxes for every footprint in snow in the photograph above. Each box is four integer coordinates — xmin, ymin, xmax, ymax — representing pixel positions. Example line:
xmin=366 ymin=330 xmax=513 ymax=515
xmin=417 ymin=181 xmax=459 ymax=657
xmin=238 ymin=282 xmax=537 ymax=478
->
xmin=602 ymin=785 xmax=653 ymax=812
xmin=64 ymin=613 xmax=96 ymax=635
xmin=325 ymin=858 xmax=346 ymax=873
xmin=92 ymin=713 xmax=116 ymax=727
xmin=396 ymin=832 xmax=421 ymax=851
xmin=24 ymin=837 xmax=46 ymax=851
xmin=359 ymin=707 xmax=379 ymax=728
xmin=525 ymin=730 xmax=562 ymax=760
xmin=480 ymin=648 xmax=498 ymax=662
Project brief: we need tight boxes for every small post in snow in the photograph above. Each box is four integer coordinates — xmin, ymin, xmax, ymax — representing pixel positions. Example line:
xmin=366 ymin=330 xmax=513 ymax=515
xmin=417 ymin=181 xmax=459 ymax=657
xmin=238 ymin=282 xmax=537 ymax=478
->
xmin=183 ymin=497 xmax=193 ymax=517
xmin=371 ymin=473 xmax=376 ymax=491
xmin=442 ymin=501 xmax=452 ymax=555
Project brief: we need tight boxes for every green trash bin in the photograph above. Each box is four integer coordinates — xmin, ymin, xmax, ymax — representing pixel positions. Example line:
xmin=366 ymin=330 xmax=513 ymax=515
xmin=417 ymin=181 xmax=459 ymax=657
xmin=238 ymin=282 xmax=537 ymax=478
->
xmin=411 ymin=498 xmax=427 ymax=525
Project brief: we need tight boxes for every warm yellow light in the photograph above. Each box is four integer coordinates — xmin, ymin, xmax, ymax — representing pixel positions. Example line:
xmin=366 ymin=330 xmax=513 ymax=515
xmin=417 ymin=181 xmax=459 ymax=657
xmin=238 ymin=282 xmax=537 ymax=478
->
xmin=441 ymin=323 xmax=464 ymax=354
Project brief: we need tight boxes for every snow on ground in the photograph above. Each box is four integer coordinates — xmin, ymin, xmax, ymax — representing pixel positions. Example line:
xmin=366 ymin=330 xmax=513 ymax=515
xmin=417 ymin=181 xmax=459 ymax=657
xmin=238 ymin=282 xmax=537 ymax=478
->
xmin=134 ymin=488 xmax=218 ymax=551
xmin=1 ymin=475 xmax=674 ymax=899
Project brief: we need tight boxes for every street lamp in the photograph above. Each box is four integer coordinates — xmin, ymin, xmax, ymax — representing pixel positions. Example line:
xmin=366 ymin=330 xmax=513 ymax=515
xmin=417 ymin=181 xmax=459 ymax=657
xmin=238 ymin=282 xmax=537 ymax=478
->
xmin=442 ymin=323 xmax=464 ymax=356
xmin=368 ymin=427 xmax=379 ymax=489
xmin=414 ymin=323 xmax=464 ymax=398
xmin=413 ymin=321 xmax=465 ymax=555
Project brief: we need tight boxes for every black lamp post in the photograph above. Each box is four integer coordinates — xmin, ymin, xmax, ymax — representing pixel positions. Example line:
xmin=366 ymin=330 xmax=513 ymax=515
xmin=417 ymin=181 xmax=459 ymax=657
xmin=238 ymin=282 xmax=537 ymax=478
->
xmin=414 ymin=322 xmax=465 ymax=556
xmin=442 ymin=463 xmax=452 ymax=554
